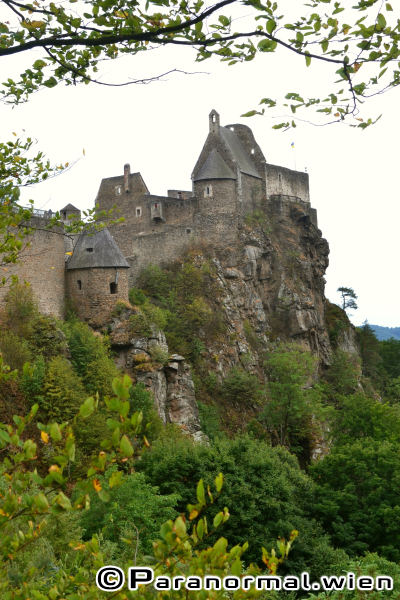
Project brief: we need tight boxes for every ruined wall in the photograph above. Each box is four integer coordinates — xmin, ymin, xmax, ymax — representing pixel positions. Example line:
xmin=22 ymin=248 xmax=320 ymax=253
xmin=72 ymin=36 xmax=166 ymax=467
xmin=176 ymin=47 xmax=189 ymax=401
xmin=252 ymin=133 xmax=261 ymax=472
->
xmin=168 ymin=190 xmax=194 ymax=199
xmin=265 ymin=163 xmax=310 ymax=202
xmin=67 ymin=267 xmax=129 ymax=325
xmin=0 ymin=218 xmax=66 ymax=319
xmin=95 ymin=171 xmax=149 ymax=215
xmin=224 ymin=123 xmax=267 ymax=195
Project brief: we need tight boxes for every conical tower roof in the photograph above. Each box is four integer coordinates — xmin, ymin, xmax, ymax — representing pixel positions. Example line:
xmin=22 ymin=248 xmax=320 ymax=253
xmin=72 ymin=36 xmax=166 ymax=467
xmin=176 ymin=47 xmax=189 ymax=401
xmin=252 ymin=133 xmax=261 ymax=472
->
xmin=193 ymin=148 xmax=236 ymax=181
xmin=66 ymin=228 xmax=130 ymax=270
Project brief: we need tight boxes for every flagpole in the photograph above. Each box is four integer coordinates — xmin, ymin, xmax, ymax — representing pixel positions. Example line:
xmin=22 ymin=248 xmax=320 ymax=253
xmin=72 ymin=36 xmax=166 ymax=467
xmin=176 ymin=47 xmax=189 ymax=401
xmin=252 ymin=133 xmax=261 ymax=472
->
xmin=292 ymin=143 xmax=297 ymax=171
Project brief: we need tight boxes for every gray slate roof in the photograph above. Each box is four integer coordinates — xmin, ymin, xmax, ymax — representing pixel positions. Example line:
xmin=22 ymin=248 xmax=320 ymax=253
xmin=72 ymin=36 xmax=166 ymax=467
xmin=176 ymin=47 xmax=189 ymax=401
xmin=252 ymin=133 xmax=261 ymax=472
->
xmin=60 ymin=203 xmax=80 ymax=212
xmin=220 ymin=126 xmax=261 ymax=179
xmin=194 ymin=149 xmax=236 ymax=181
xmin=66 ymin=228 xmax=130 ymax=270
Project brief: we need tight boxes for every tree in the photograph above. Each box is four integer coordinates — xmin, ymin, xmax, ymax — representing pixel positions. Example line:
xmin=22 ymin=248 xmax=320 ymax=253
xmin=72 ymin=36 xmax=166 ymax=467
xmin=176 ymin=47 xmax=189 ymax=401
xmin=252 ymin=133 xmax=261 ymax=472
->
xmin=337 ymin=287 xmax=358 ymax=313
xmin=358 ymin=319 xmax=381 ymax=378
xmin=261 ymin=344 xmax=325 ymax=452
xmin=311 ymin=439 xmax=400 ymax=562
xmin=0 ymin=0 xmax=400 ymax=129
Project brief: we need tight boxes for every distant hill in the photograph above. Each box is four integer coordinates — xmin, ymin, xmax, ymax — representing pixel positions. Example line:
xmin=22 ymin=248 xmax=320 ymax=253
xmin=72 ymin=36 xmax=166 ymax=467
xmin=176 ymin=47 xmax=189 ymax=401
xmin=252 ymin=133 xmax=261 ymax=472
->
xmin=367 ymin=325 xmax=400 ymax=341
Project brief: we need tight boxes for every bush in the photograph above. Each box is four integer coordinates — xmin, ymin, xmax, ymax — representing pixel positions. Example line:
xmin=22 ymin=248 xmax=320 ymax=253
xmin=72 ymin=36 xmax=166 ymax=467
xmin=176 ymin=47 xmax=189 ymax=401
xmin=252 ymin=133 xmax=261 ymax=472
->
xmin=220 ymin=366 xmax=262 ymax=404
xmin=311 ymin=439 xmax=400 ymax=561
xmin=136 ymin=433 xmax=333 ymax=571
xmin=39 ymin=356 xmax=86 ymax=422
xmin=78 ymin=469 xmax=179 ymax=560
xmin=20 ymin=355 xmax=45 ymax=405
xmin=62 ymin=319 xmax=119 ymax=398
xmin=197 ymin=401 xmax=221 ymax=441
xmin=0 ymin=331 xmax=31 ymax=370
xmin=128 ymin=288 xmax=147 ymax=306
xmin=136 ymin=263 xmax=170 ymax=299
xmin=3 ymin=283 xmax=39 ymax=337
xmin=129 ymin=382 xmax=163 ymax=441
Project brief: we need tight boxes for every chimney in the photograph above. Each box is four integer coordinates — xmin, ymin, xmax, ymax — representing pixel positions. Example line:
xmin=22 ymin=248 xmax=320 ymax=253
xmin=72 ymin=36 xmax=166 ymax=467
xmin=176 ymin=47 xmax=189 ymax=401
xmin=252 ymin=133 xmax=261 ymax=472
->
xmin=124 ymin=163 xmax=130 ymax=193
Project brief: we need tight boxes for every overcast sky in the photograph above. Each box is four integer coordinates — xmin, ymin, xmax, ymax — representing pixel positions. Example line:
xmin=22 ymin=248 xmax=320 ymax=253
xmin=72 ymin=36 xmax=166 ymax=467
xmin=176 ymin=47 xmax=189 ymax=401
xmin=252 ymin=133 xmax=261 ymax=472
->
xmin=1 ymin=9 xmax=399 ymax=327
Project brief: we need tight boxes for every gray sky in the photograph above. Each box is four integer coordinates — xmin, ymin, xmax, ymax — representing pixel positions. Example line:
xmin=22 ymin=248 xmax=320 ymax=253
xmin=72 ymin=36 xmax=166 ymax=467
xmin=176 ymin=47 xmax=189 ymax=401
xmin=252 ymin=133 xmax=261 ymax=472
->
xmin=1 ymin=13 xmax=398 ymax=327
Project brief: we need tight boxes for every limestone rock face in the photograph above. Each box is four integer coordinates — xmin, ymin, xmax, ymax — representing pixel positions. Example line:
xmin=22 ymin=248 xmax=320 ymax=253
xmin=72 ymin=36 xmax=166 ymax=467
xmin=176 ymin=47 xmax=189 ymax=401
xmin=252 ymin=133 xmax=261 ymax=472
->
xmin=109 ymin=309 xmax=203 ymax=440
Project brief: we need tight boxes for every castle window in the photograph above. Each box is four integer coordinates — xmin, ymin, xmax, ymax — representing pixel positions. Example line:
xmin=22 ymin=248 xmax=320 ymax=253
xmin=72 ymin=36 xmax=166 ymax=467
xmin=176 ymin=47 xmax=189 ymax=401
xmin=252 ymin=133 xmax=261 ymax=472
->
xmin=110 ymin=282 xmax=118 ymax=294
xmin=136 ymin=207 xmax=141 ymax=217
xmin=212 ymin=115 xmax=216 ymax=122
xmin=116 ymin=186 xmax=122 ymax=195
xmin=77 ymin=280 xmax=82 ymax=290
xmin=63 ymin=211 xmax=67 ymax=219
xmin=278 ymin=173 xmax=282 ymax=183
xmin=230 ymin=127 xmax=234 ymax=131
xmin=206 ymin=186 xmax=210 ymax=195
xmin=86 ymin=247 xmax=93 ymax=252
xmin=177 ymin=192 xmax=182 ymax=199
xmin=186 ymin=229 xmax=191 ymax=234
xmin=251 ymin=148 xmax=255 ymax=155
xmin=155 ymin=203 xmax=158 ymax=209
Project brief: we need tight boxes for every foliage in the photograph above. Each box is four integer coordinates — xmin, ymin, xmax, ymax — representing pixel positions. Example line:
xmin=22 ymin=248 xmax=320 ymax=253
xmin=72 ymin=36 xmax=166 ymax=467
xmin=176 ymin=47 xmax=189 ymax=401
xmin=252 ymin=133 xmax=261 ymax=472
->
xmin=309 ymin=553 xmax=400 ymax=600
xmin=220 ymin=366 xmax=262 ymax=405
xmin=0 ymin=330 xmax=32 ymax=370
xmin=137 ymin=432 xmax=334 ymax=571
xmin=325 ymin=300 xmax=351 ymax=347
xmin=311 ymin=439 xmax=400 ymax=562
xmin=337 ymin=287 xmax=358 ymax=313
xmin=3 ymin=283 xmax=39 ymax=336
xmin=129 ymin=382 xmax=163 ymax=442
xmin=261 ymin=344 xmax=324 ymax=451
xmin=1 ymin=0 xmax=399 ymax=131
xmin=328 ymin=393 xmax=400 ymax=446
xmin=0 ymin=368 xmax=152 ymax=599
xmin=20 ymin=355 xmax=46 ymax=404
xmin=379 ymin=338 xmax=400 ymax=380
xmin=323 ymin=349 xmax=360 ymax=398
xmin=133 ymin=259 xmax=225 ymax=364
xmin=39 ymin=355 xmax=87 ymax=423
xmin=79 ymin=469 xmax=180 ymax=560
xmin=62 ymin=319 xmax=119 ymax=398
xmin=358 ymin=320 xmax=381 ymax=378
xmin=129 ymin=288 xmax=147 ymax=306
xmin=197 ymin=401 xmax=221 ymax=441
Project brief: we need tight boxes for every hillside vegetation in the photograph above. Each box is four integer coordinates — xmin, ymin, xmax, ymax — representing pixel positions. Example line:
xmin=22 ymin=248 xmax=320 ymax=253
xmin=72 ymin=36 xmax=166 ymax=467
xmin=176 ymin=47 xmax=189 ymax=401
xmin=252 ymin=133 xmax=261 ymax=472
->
xmin=1 ymin=266 xmax=400 ymax=599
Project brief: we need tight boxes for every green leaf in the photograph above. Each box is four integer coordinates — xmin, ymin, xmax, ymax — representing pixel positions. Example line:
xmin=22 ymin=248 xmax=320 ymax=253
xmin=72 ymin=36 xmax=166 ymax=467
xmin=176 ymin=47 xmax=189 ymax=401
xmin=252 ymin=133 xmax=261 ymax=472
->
xmin=98 ymin=489 xmax=110 ymax=502
xmin=120 ymin=434 xmax=134 ymax=457
xmin=197 ymin=479 xmax=205 ymax=503
xmin=305 ymin=53 xmax=311 ymax=67
xmin=386 ymin=3 xmax=393 ymax=10
xmin=231 ymin=556 xmax=242 ymax=576
xmin=34 ymin=493 xmax=49 ymax=512
xmin=79 ymin=397 xmax=95 ymax=419
xmin=266 ymin=19 xmax=276 ymax=34
xmin=109 ymin=470 xmax=123 ymax=488
xmin=50 ymin=423 xmax=62 ymax=442
xmin=215 ymin=472 xmax=223 ymax=492
xmin=0 ymin=429 xmax=12 ymax=444
xmin=218 ymin=15 xmax=229 ymax=26
xmin=213 ymin=512 xmax=224 ymax=528
xmin=377 ymin=13 xmax=386 ymax=29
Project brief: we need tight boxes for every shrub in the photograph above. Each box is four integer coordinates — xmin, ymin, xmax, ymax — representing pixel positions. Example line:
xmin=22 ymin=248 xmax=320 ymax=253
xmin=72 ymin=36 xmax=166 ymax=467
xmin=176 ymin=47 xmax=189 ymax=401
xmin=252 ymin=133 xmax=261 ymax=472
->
xmin=128 ymin=288 xmax=147 ymax=305
xmin=62 ymin=319 xmax=119 ymax=398
xmin=3 ymin=283 xmax=39 ymax=337
xmin=136 ymin=263 xmax=170 ymax=299
xmin=0 ymin=331 xmax=31 ymax=370
xmin=40 ymin=356 xmax=86 ymax=422
xmin=20 ymin=355 xmax=45 ymax=404
xmin=149 ymin=345 xmax=169 ymax=366
xmin=220 ymin=366 xmax=262 ymax=404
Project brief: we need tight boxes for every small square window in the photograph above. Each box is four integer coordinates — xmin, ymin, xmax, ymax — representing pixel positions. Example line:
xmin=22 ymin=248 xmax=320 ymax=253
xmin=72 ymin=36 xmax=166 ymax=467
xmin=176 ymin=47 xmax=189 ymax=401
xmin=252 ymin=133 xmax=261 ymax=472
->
xmin=186 ymin=229 xmax=191 ymax=234
xmin=136 ymin=207 xmax=141 ymax=217
xmin=86 ymin=248 xmax=93 ymax=252
xmin=251 ymin=148 xmax=255 ymax=155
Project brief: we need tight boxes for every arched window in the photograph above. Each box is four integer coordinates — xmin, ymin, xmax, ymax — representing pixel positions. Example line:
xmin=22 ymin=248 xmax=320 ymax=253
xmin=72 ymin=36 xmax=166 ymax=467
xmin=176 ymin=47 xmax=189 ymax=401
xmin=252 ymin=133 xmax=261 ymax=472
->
xmin=212 ymin=115 xmax=216 ymax=123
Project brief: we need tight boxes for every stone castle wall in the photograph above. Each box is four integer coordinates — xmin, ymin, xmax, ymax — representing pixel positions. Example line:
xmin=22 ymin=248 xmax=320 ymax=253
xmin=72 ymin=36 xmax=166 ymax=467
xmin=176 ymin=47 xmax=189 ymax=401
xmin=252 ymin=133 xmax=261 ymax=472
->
xmin=0 ymin=217 xmax=66 ymax=319
xmin=67 ymin=267 xmax=129 ymax=324
xmin=266 ymin=163 xmax=310 ymax=202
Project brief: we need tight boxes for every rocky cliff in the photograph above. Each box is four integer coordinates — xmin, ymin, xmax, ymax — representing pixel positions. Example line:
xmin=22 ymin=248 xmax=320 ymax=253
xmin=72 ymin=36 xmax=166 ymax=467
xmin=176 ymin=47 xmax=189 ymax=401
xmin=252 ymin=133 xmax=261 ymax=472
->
xmin=106 ymin=197 xmax=359 ymax=440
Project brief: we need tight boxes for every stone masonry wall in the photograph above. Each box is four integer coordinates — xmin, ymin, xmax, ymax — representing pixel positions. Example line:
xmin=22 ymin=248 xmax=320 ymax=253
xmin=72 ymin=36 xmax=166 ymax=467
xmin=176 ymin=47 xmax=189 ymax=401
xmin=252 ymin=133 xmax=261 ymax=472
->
xmin=95 ymin=172 xmax=149 ymax=215
xmin=224 ymin=123 xmax=267 ymax=195
xmin=240 ymin=173 xmax=264 ymax=216
xmin=266 ymin=163 xmax=310 ymax=202
xmin=67 ymin=267 xmax=129 ymax=324
xmin=195 ymin=178 xmax=237 ymax=216
xmin=0 ymin=218 xmax=66 ymax=319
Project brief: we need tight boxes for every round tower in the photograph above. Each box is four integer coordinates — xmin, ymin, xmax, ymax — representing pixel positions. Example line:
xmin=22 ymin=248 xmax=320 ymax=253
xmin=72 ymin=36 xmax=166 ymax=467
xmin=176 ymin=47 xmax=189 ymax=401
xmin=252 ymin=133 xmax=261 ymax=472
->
xmin=66 ymin=228 xmax=130 ymax=325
